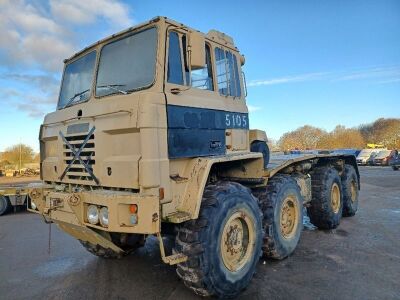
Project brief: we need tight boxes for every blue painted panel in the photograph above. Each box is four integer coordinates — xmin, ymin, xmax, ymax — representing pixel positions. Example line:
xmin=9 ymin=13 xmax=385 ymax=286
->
xmin=168 ymin=128 xmax=225 ymax=159
xmin=167 ymin=105 xmax=249 ymax=159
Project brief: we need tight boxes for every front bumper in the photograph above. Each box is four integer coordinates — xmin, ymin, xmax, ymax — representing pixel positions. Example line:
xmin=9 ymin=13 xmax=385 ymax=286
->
xmin=28 ymin=184 xmax=160 ymax=235
xmin=374 ymin=159 xmax=387 ymax=166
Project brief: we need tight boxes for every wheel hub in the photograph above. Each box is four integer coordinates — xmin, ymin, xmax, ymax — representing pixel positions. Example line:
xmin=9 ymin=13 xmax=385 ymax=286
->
xmin=331 ymin=183 xmax=341 ymax=213
xmin=225 ymin=223 xmax=243 ymax=255
xmin=221 ymin=211 xmax=255 ymax=272
xmin=280 ymin=196 xmax=298 ymax=239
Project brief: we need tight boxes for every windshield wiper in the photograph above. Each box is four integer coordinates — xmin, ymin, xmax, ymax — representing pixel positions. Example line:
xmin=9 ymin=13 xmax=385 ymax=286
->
xmin=97 ymin=84 xmax=127 ymax=95
xmin=63 ymin=89 xmax=90 ymax=109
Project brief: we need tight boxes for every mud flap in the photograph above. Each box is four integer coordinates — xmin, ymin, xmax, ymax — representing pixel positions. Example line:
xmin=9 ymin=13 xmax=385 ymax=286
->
xmin=55 ymin=220 xmax=124 ymax=253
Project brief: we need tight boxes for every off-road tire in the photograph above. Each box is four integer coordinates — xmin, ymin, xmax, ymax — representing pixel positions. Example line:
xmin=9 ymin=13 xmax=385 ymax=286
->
xmin=174 ymin=181 xmax=263 ymax=298
xmin=80 ymin=234 xmax=145 ymax=259
xmin=253 ymin=174 xmax=303 ymax=260
xmin=341 ymin=165 xmax=359 ymax=217
xmin=250 ymin=141 xmax=270 ymax=169
xmin=0 ymin=196 xmax=11 ymax=216
xmin=393 ymin=166 xmax=399 ymax=171
xmin=308 ymin=166 xmax=343 ymax=229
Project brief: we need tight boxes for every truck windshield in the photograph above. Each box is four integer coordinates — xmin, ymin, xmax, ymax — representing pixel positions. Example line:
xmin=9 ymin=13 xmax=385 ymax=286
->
xmin=96 ymin=27 xmax=158 ymax=97
xmin=58 ymin=51 xmax=97 ymax=109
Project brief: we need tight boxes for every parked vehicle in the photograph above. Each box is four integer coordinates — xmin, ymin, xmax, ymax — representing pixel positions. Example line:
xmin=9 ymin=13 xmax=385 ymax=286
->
xmin=367 ymin=152 xmax=379 ymax=165
xmin=356 ymin=148 xmax=385 ymax=165
xmin=389 ymin=150 xmax=400 ymax=170
xmin=332 ymin=149 xmax=361 ymax=157
xmin=373 ymin=150 xmax=396 ymax=166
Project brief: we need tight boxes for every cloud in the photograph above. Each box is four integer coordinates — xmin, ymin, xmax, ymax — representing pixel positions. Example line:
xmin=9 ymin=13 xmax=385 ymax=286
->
xmin=50 ymin=0 xmax=133 ymax=28
xmin=334 ymin=66 xmax=400 ymax=82
xmin=0 ymin=0 xmax=134 ymax=118
xmin=0 ymin=0 xmax=75 ymax=72
xmin=0 ymin=0 xmax=133 ymax=72
xmin=2 ymin=73 xmax=59 ymax=95
xmin=247 ymin=72 xmax=328 ymax=87
xmin=248 ymin=66 xmax=400 ymax=87
xmin=248 ymin=105 xmax=262 ymax=113
xmin=17 ymin=101 xmax=53 ymax=118
xmin=0 ymin=86 xmax=57 ymax=118
xmin=377 ymin=78 xmax=400 ymax=84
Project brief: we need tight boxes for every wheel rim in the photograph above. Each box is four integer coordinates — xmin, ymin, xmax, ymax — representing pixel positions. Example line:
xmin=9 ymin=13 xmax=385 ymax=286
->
xmin=280 ymin=195 xmax=299 ymax=239
xmin=331 ymin=183 xmax=341 ymax=213
xmin=221 ymin=210 xmax=255 ymax=272
xmin=350 ymin=180 xmax=357 ymax=203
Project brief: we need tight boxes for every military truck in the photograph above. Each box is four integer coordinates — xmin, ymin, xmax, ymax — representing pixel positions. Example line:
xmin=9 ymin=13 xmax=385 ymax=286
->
xmin=27 ymin=17 xmax=360 ymax=298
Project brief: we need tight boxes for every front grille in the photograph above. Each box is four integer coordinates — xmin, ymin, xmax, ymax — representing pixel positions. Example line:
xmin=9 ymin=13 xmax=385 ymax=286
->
xmin=63 ymin=133 xmax=96 ymax=182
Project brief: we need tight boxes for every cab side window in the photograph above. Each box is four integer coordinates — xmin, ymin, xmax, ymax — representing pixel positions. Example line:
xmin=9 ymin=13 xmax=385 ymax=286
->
xmin=168 ymin=31 xmax=214 ymax=91
xmin=215 ymin=48 xmax=228 ymax=95
xmin=190 ymin=45 xmax=213 ymax=90
xmin=167 ymin=31 xmax=184 ymax=85
xmin=214 ymin=47 xmax=241 ymax=97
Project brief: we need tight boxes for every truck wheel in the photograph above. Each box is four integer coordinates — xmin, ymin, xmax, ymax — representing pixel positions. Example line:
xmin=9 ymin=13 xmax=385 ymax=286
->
xmin=0 ymin=196 xmax=11 ymax=216
xmin=393 ymin=166 xmax=399 ymax=171
xmin=308 ymin=166 xmax=343 ymax=229
xmin=254 ymin=175 xmax=303 ymax=260
xmin=251 ymin=141 xmax=270 ymax=169
xmin=341 ymin=165 xmax=359 ymax=217
xmin=80 ymin=234 xmax=145 ymax=259
xmin=174 ymin=181 xmax=263 ymax=298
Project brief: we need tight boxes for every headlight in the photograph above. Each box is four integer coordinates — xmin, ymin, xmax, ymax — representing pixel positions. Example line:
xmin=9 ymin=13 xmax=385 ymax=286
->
xmin=99 ymin=207 xmax=109 ymax=227
xmin=31 ymin=201 xmax=37 ymax=210
xmin=87 ymin=205 xmax=99 ymax=224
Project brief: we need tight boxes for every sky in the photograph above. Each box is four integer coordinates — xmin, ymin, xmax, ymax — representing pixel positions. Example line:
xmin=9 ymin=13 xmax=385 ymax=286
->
xmin=0 ymin=0 xmax=399 ymax=152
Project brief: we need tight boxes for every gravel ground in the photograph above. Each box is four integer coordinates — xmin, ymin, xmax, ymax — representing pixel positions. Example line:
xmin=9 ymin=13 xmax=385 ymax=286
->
xmin=0 ymin=166 xmax=399 ymax=300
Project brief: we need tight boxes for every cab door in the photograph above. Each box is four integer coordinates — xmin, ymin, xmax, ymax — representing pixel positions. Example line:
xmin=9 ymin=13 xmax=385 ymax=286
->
xmin=165 ymin=30 xmax=248 ymax=159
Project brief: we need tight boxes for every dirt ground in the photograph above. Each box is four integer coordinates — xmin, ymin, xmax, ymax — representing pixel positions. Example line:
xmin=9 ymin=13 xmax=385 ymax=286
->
xmin=0 ymin=166 xmax=399 ymax=300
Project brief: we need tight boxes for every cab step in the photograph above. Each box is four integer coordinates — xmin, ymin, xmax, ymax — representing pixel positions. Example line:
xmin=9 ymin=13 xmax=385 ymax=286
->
xmin=156 ymin=232 xmax=188 ymax=265
xmin=162 ymin=253 xmax=188 ymax=265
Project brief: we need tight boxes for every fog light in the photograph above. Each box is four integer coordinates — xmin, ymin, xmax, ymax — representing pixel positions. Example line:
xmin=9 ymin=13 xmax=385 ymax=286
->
xmin=99 ymin=207 xmax=109 ymax=227
xmin=87 ymin=205 xmax=99 ymax=224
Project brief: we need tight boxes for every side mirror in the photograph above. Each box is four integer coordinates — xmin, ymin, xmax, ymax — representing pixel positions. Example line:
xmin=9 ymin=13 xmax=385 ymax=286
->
xmin=240 ymin=54 xmax=246 ymax=66
xmin=188 ymin=30 xmax=205 ymax=70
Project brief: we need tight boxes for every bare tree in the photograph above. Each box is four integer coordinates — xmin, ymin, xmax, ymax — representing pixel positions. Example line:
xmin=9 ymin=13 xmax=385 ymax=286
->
xmin=2 ymin=144 xmax=35 ymax=169
xmin=317 ymin=125 xmax=365 ymax=149
xmin=359 ymin=118 xmax=400 ymax=149
xmin=278 ymin=125 xmax=327 ymax=150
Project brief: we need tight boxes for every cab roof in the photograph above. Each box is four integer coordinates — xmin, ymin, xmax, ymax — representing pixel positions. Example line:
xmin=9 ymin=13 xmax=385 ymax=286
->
xmin=65 ymin=16 xmax=239 ymax=63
